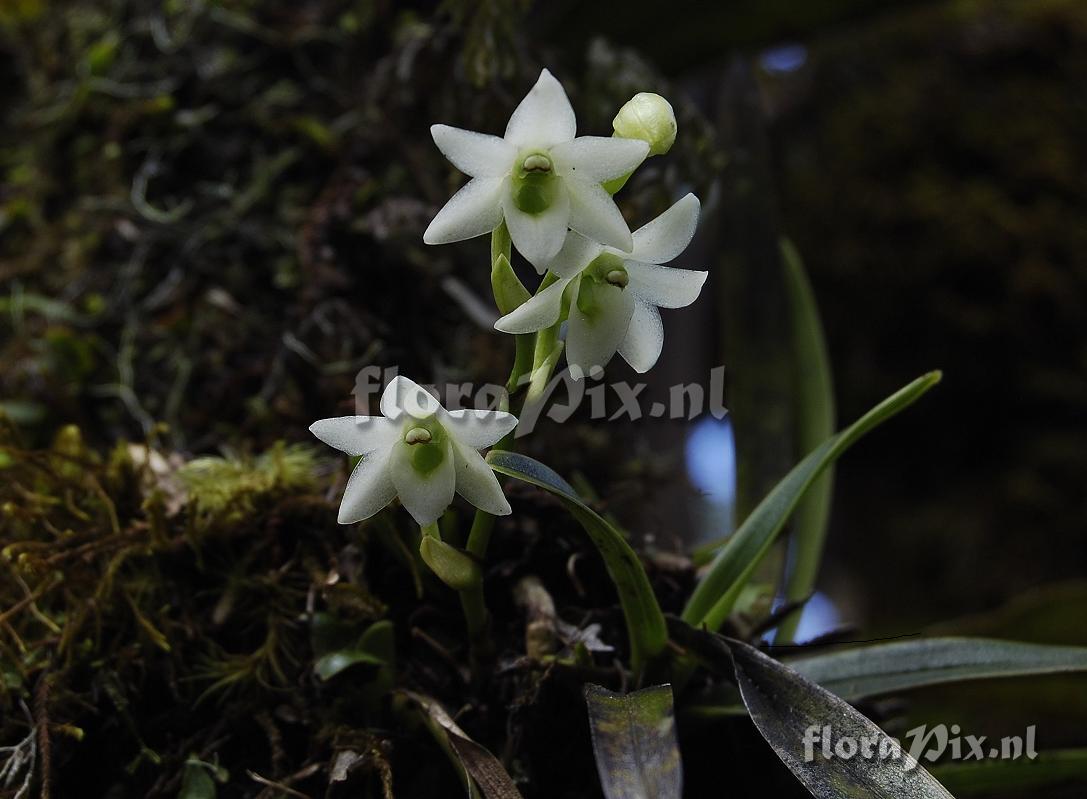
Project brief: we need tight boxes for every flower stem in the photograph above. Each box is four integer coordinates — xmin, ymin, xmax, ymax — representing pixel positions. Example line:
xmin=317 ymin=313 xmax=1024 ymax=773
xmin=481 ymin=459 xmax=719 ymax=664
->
xmin=460 ymin=509 xmax=496 ymax=658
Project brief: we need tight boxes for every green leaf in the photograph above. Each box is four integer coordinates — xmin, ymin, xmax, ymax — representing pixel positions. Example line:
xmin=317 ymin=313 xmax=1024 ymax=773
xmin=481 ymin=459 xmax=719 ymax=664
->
xmin=786 ymin=637 xmax=1087 ymax=701
xmin=669 ymin=621 xmax=956 ymax=798
xmin=776 ymin=238 xmax=836 ymax=643
xmin=584 ymin=684 xmax=682 ymax=799
xmin=683 ymin=371 xmax=941 ymax=631
xmin=313 ymin=648 xmax=384 ymax=681
xmin=931 ymin=748 xmax=1087 ymax=795
xmin=688 ymin=637 xmax=1087 ymax=717
xmin=178 ymin=756 xmax=227 ymax=799
xmin=311 ymin=615 xmax=394 ymax=682
xmin=486 ymin=450 xmax=667 ymax=672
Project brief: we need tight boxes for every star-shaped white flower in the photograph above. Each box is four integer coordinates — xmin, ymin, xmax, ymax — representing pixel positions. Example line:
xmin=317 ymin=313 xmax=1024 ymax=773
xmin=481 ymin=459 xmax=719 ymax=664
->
xmin=310 ymin=376 xmax=517 ymax=525
xmin=423 ymin=69 xmax=650 ymax=271
xmin=494 ymin=193 xmax=706 ymax=378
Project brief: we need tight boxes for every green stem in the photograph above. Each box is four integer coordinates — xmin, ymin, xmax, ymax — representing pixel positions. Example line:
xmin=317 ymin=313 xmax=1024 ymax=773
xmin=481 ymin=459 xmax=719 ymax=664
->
xmin=457 ymin=232 xmax=570 ymax=661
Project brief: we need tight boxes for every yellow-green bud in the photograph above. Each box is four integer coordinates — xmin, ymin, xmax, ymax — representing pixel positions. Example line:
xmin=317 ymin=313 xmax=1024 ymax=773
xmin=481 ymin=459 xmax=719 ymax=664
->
xmin=612 ymin=92 xmax=677 ymax=157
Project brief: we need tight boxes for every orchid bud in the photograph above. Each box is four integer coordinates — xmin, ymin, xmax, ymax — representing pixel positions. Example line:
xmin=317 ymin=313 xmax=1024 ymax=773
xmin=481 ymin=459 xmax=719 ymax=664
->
xmin=612 ymin=92 xmax=677 ymax=157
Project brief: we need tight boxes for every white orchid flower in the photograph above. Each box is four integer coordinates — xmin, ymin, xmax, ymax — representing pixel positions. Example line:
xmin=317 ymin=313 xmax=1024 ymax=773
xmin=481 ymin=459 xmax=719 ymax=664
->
xmin=494 ymin=193 xmax=706 ymax=378
xmin=423 ymin=69 xmax=650 ymax=271
xmin=310 ymin=377 xmax=517 ymax=526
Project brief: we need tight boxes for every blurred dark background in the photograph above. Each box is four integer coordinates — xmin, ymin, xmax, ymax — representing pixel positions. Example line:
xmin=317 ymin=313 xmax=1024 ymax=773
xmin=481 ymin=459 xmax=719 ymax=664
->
xmin=1 ymin=0 xmax=1085 ymax=795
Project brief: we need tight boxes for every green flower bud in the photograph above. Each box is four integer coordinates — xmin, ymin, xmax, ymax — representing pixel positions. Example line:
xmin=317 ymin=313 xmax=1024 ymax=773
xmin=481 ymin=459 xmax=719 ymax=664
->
xmin=612 ymin=92 xmax=677 ymax=157
xmin=491 ymin=253 xmax=531 ymax=315
xmin=419 ymin=536 xmax=481 ymax=590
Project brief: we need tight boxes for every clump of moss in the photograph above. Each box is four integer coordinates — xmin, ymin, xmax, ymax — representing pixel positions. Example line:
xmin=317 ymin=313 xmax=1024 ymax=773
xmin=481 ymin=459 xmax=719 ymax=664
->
xmin=179 ymin=443 xmax=319 ymax=528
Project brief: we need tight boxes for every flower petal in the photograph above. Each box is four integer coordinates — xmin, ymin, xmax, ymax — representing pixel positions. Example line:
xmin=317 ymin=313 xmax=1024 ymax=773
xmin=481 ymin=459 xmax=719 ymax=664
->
xmin=625 ymin=261 xmax=708 ymax=308
xmin=452 ymin=441 xmax=511 ymax=516
xmin=502 ymin=186 xmax=570 ymax=271
xmin=494 ymin=276 xmax=570 ymax=334
xmin=388 ymin=438 xmax=456 ymax=525
xmin=630 ymin=192 xmax=700 ymax=264
xmin=309 ymin=415 xmax=401 ymax=457
xmin=380 ymin=375 xmax=441 ymax=421
xmin=548 ymin=231 xmax=601 ymax=279
xmin=444 ymin=409 xmax=519 ymax=449
xmin=566 ymin=178 xmax=634 ymax=253
xmin=617 ymin=299 xmax=664 ymax=373
xmin=423 ymin=177 xmax=505 ymax=245
xmin=431 ymin=124 xmax=515 ymax=178
xmin=565 ymin=282 xmax=635 ymax=379
xmin=337 ymin=446 xmax=397 ymax=523
xmin=551 ymin=136 xmax=649 ymax=182
xmin=504 ymin=68 xmax=576 ymax=148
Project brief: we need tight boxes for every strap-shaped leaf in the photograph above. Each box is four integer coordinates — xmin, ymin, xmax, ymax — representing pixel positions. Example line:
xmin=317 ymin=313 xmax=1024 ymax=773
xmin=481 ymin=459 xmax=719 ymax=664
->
xmin=683 ymin=372 xmax=941 ymax=631
xmin=688 ymin=636 xmax=1087 ymax=717
xmin=670 ymin=620 xmax=956 ymax=798
xmin=487 ymin=450 xmax=667 ymax=672
xmin=931 ymin=748 xmax=1087 ymax=795
xmin=786 ymin=637 xmax=1087 ymax=701
xmin=585 ymin=684 xmax=682 ymax=799
xmin=776 ymin=239 xmax=836 ymax=643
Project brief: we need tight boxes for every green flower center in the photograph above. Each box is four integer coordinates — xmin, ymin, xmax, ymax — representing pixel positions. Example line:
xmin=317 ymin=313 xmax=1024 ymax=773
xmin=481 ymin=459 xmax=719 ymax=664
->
xmin=575 ymin=253 xmax=629 ymax=321
xmin=511 ymin=152 xmax=559 ymax=215
xmin=403 ymin=417 xmax=445 ymax=476
xmin=585 ymin=252 xmax=627 ymax=284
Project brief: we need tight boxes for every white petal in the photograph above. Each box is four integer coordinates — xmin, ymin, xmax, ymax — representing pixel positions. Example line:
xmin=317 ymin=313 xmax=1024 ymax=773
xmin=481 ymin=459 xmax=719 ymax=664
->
xmin=566 ymin=178 xmax=634 ymax=253
xmin=547 ymin=231 xmax=601 ymax=279
xmin=309 ymin=415 xmax=401 ymax=457
xmin=494 ymin=276 xmax=570 ymax=334
xmin=625 ymin=261 xmax=708 ymax=308
xmin=380 ymin=375 xmax=441 ymax=421
xmin=431 ymin=124 xmax=515 ymax=178
xmin=452 ymin=441 xmax=511 ymax=516
xmin=630 ymin=192 xmax=700 ymax=264
xmin=551 ymin=136 xmax=649 ymax=183
xmin=337 ymin=446 xmax=397 ymax=523
xmin=423 ymin=177 xmax=504 ymax=245
xmin=617 ymin=299 xmax=664 ymax=373
xmin=388 ymin=438 xmax=456 ymax=525
xmin=565 ymin=283 xmax=635 ymax=379
xmin=443 ymin=409 xmax=519 ymax=449
xmin=504 ymin=68 xmax=576 ymax=149
xmin=502 ymin=186 xmax=571 ymax=271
